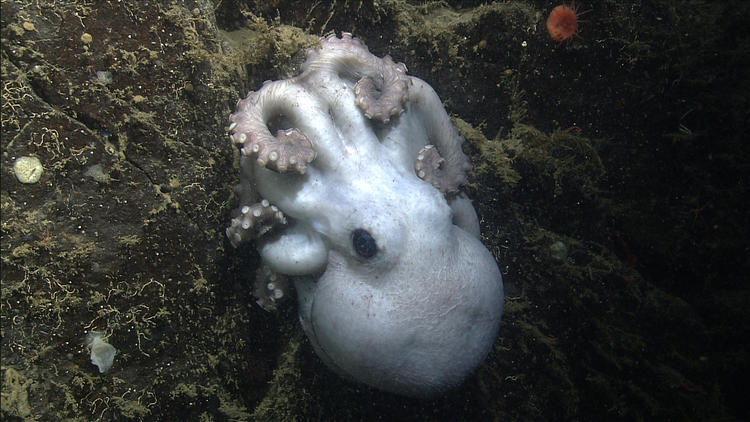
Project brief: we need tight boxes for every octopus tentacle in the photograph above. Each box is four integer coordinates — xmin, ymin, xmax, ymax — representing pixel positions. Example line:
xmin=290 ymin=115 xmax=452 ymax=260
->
xmin=415 ymin=145 xmax=445 ymax=192
xmin=413 ymin=135 xmax=471 ymax=195
xmin=229 ymin=91 xmax=316 ymax=174
xmin=408 ymin=80 xmax=472 ymax=195
xmin=226 ymin=199 xmax=287 ymax=247
xmin=305 ymin=32 xmax=410 ymax=124
xmin=353 ymin=57 xmax=409 ymax=123
xmin=253 ymin=265 xmax=289 ymax=311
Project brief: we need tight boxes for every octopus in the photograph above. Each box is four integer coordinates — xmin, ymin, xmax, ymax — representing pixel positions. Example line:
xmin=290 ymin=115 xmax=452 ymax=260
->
xmin=226 ymin=33 xmax=504 ymax=397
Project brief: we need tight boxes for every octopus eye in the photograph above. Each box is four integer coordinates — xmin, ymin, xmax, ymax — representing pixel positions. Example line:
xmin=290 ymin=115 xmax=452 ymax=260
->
xmin=352 ymin=229 xmax=377 ymax=259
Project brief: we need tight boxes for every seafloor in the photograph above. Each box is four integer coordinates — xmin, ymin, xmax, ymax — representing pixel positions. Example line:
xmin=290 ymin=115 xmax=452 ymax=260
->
xmin=1 ymin=0 xmax=748 ymax=420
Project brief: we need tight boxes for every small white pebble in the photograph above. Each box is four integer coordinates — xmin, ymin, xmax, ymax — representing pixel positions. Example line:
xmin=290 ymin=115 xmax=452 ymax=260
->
xmin=13 ymin=156 xmax=43 ymax=183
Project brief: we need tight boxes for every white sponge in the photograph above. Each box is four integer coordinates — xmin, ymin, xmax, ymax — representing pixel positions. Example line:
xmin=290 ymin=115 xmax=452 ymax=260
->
xmin=85 ymin=332 xmax=116 ymax=373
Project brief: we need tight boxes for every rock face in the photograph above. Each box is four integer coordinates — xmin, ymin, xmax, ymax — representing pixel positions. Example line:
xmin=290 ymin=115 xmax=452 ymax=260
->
xmin=1 ymin=0 xmax=746 ymax=421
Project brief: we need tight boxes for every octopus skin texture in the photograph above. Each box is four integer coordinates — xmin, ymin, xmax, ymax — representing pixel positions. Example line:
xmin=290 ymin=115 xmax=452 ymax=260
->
xmin=226 ymin=33 xmax=504 ymax=398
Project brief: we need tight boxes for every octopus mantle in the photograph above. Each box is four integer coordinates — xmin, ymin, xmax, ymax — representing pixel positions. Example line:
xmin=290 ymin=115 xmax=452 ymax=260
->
xmin=226 ymin=33 xmax=504 ymax=397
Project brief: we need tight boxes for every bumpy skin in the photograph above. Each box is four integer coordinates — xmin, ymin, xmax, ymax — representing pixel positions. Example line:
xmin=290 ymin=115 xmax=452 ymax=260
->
xmin=227 ymin=33 xmax=504 ymax=397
